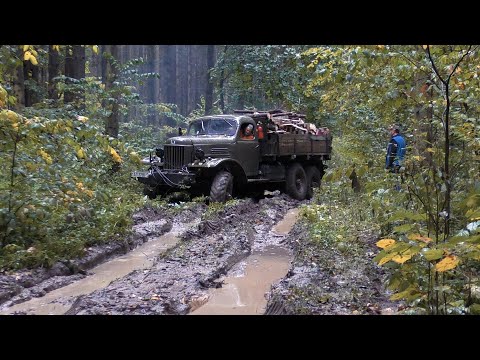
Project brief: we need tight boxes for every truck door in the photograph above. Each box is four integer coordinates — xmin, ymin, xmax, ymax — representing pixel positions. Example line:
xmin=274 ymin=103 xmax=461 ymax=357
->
xmin=236 ymin=123 xmax=259 ymax=176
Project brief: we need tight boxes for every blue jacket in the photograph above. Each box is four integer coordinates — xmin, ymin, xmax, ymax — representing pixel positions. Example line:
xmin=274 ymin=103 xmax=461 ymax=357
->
xmin=386 ymin=134 xmax=406 ymax=169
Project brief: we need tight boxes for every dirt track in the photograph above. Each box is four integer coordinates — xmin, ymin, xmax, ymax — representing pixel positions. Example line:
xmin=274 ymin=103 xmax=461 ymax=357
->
xmin=0 ymin=194 xmax=397 ymax=315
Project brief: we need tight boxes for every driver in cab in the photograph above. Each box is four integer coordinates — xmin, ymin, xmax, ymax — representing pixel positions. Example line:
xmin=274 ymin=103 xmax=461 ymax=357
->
xmin=240 ymin=124 xmax=255 ymax=140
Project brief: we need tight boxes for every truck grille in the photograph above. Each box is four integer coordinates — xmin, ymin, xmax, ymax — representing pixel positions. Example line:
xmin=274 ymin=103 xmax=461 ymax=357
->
xmin=164 ymin=145 xmax=192 ymax=170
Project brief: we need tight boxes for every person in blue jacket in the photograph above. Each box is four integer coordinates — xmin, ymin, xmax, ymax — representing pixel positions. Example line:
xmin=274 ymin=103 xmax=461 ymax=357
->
xmin=385 ymin=125 xmax=406 ymax=173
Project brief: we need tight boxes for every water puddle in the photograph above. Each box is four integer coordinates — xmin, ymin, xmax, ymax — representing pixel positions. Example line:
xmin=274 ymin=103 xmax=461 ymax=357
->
xmin=191 ymin=208 xmax=299 ymax=315
xmin=271 ymin=208 xmax=299 ymax=236
xmin=1 ymin=222 xmax=196 ymax=315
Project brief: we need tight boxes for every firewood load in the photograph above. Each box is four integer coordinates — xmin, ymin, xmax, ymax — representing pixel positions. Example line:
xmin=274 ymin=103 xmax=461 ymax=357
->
xmin=233 ymin=109 xmax=330 ymax=136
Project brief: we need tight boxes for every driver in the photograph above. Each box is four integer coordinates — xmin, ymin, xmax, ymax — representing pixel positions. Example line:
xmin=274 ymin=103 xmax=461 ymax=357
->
xmin=241 ymin=124 xmax=255 ymax=140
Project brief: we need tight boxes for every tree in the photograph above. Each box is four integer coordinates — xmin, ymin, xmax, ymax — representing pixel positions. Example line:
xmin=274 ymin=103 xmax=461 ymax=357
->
xmin=64 ymin=45 xmax=86 ymax=106
xmin=204 ymin=45 xmax=215 ymax=115
xmin=104 ymin=45 xmax=120 ymax=138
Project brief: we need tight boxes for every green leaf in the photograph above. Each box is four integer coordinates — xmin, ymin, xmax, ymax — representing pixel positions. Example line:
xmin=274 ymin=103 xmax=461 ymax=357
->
xmin=388 ymin=210 xmax=426 ymax=222
xmin=423 ymin=249 xmax=444 ymax=261
xmin=469 ymin=304 xmax=480 ymax=315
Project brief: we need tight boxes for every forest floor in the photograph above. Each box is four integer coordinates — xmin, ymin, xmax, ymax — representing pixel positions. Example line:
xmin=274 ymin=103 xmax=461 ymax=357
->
xmin=0 ymin=193 xmax=399 ymax=315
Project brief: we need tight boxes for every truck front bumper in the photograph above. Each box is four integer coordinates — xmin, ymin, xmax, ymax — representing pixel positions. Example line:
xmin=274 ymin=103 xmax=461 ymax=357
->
xmin=131 ymin=167 xmax=196 ymax=188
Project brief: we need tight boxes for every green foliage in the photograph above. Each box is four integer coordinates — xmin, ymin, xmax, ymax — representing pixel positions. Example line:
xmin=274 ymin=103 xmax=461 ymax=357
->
xmin=212 ymin=45 xmax=314 ymax=113
xmin=0 ymin=49 xmax=185 ymax=270
xmin=300 ymin=45 xmax=480 ymax=314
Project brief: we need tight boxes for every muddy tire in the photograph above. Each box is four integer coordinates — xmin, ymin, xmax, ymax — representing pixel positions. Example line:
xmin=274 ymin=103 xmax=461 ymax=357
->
xmin=305 ymin=166 xmax=322 ymax=199
xmin=285 ymin=163 xmax=307 ymax=200
xmin=143 ymin=186 xmax=157 ymax=200
xmin=210 ymin=171 xmax=233 ymax=203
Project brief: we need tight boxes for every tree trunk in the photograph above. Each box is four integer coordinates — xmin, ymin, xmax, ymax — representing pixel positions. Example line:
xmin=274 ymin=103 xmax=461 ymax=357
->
xmin=23 ymin=59 xmax=39 ymax=107
xmin=176 ymin=45 xmax=189 ymax=116
xmin=48 ymin=45 xmax=61 ymax=100
xmin=187 ymin=45 xmax=196 ymax=114
xmin=204 ymin=45 xmax=215 ymax=115
xmin=160 ymin=45 xmax=177 ymax=105
xmin=12 ymin=47 xmax=25 ymax=111
xmin=64 ymin=45 xmax=85 ymax=106
xmin=104 ymin=45 xmax=120 ymax=138
xmin=195 ymin=45 xmax=206 ymax=109
xmin=64 ymin=46 xmax=74 ymax=103
xmin=218 ymin=45 xmax=229 ymax=113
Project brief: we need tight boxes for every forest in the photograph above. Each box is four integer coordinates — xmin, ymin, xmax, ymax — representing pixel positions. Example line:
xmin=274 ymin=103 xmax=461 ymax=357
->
xmin=0 ymin=45 xmax=479 ymax=315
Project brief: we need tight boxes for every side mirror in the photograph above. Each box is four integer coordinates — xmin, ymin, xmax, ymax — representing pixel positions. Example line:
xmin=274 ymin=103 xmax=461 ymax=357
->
xmin=178 ymin=127 xmax=183 ymax=136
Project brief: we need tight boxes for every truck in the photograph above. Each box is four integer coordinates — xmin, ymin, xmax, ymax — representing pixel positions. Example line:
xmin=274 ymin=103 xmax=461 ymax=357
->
xmin=132 ymin=109 xmax=332 ymax=202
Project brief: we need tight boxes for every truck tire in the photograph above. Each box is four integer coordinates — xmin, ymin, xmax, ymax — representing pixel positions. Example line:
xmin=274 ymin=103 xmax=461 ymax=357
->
xmin=210 ymin=171 xmax=233 ymax=203
xmin=285 ymin=163 xmax=307 ymax=200
xmin=305 ymin=166 xmax=322 ymax=199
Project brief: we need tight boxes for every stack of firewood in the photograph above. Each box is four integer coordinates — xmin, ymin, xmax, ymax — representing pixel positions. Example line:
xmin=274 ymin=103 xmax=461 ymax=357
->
xmin=234 ymin=109 xmax=317 ymax=134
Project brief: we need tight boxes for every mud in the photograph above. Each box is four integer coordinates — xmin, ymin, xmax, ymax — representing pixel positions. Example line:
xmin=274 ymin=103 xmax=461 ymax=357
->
xmin=0 ymin=205 xmax=201 ymax=313
xmin=264 ymin=221 xmax=398 ymax=315
xmin=62 ymin=195 xmax=299 ymax=314
xmin=1 ymin=193 xmax=397 ymax=315
xmin=190 ymin=209 xmax=298 ymax=314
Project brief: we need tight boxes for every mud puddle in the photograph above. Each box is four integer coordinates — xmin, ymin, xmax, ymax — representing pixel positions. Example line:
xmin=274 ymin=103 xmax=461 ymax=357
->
xmin=0 ymin=220 xmax=199 ymax=315
xmin=191 ymin=208 xmax=299 ymax=315
xmin=191 ymin=246 xmax=291 ymax=315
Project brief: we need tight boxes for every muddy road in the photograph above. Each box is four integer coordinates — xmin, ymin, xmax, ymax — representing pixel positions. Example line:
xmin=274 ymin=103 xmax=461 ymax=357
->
xmin=0 ymin=194 xmax=397 ymax=315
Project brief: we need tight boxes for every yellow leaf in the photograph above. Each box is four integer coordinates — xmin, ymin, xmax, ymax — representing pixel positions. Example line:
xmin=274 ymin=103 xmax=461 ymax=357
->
xmin=376 ymin=239 xmax=396 ymax=249
xmin=53 ymin=45 xmax=60 ymax=52
xmin=392 ymin=253 xmax=412 ymax=264
xmin=422 ymin=45 xmax=428 ymax=50
xmin=0 ymin=85 xmax=7 ymax=109
xmin=408 ymin=233 xmax=433 ymax=243
xmin=129 ymin=151 xmax=142 ymax=164
xmin=23 ymin=45 xmax=29 ymax=52
xmin=413 ymin=155 xmax=424 ymax=161
xmin=426 ymin=148 xmax=436 ymax=153
xmin=77 ymin=148 xmax=86 ymax=159
xmin=108 ymin=146 xmax=123 ymax=163
xmin=29 ymin=56 xmax=38 ymax=66
xmin=38 ymin=149 xmax=52 ymax=165
xmin=24 ymin=51 xmax=32 ymax=61
xmin=93 ymin=45 xmax=99 ymax=54
xmin=435 ymin=255 xmax=459 ymax=272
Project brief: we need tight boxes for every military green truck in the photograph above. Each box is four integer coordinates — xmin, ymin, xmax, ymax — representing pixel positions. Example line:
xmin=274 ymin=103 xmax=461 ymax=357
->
xmin=132 ymin=109 xmax=332 ymax=202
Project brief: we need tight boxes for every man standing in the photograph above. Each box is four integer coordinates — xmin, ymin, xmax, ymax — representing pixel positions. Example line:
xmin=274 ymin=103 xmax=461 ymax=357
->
xmin=385 ymin=125 xmax=406 ymax=173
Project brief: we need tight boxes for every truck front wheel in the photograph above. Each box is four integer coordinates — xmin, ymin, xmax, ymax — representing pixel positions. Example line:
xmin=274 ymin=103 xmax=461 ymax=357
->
xmin=305 ymin=166 xmax=322 ymax=199
xmin=143 ymin=185 xmax=157 ymax=200
xmin=285 ymin=163 xmax=307 ymax=200
xmin=210 ymin=171 xmax=233 ymax=203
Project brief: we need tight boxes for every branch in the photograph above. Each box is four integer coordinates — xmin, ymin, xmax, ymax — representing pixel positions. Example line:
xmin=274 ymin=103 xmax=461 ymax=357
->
xmin=426 ymin=46 xmax=446 ymax=85
xmin=446 ymin=45 xmax=473 ymax=84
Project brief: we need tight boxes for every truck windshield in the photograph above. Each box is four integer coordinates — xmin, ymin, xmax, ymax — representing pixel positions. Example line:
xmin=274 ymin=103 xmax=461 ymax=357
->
xmin=187 ymin=118 xmax=238 ymax=136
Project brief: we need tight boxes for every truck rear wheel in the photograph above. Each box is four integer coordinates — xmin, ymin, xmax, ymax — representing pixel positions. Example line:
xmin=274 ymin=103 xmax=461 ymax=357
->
xmin=285 ymin=163 xmax=307 ymax=200
xmin=210 ymin=171 xmax=233 ymax=203
xmin=305 ymin=166 xmax=322 ymax=199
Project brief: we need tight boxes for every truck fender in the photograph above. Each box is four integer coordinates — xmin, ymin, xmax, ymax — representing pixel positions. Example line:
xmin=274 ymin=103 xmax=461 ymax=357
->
xmin=204 ymin=158 xmax=247 ymax=185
